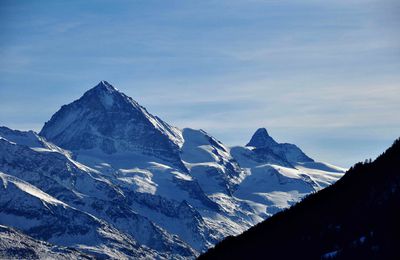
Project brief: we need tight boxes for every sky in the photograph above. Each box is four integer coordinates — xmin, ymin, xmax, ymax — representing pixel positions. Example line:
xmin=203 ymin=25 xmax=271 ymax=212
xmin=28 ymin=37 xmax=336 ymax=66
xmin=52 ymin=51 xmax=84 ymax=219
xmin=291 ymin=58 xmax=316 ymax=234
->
xmin=0 ymin=0 xmax=399 ymax=167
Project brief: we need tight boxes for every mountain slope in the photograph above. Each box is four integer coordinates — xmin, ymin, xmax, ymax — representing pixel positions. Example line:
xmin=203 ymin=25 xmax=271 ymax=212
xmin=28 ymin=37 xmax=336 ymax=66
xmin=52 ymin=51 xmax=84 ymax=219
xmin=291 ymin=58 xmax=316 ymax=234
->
xmin=0 ymin=129 xmax=196 ymax=259
xmin=0 ymin=171 xmax=160 ymax=259
xmin=0 ymin=225 xmax=93 ymax=260
xmin=181 ymin=128 xmax=245 ymax=196
xmin=200 ymin=138 xmax=400 ymax=260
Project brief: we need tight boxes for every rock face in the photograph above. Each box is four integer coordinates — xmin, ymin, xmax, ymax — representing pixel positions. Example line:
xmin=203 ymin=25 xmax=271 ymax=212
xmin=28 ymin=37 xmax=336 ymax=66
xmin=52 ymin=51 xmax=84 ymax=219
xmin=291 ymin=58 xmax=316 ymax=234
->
xmin=0 ymin=81 xmax=346 ymax=259
xmin=246 ymin=128 xmax=278 ymax=148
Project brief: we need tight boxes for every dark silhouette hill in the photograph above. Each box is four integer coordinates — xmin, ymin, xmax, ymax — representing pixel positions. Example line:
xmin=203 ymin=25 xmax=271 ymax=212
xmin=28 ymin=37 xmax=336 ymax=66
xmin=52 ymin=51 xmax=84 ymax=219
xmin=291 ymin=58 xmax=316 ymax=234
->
xmin=200 ymin=138 xmax=400 ymax=260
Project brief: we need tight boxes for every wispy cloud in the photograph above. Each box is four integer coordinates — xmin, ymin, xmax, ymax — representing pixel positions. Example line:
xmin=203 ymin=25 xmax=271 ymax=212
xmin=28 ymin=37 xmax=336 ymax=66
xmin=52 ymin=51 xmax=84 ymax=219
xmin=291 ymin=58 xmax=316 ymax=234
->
xmin=0 ymin=0 xmax=399 ymax=167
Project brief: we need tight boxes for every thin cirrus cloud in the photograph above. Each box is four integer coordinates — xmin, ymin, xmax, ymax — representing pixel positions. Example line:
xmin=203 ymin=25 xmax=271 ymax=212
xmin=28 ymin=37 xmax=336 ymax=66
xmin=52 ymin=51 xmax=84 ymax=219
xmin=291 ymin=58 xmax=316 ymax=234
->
xmin=0 ymin=0 xmax=399 ymax=167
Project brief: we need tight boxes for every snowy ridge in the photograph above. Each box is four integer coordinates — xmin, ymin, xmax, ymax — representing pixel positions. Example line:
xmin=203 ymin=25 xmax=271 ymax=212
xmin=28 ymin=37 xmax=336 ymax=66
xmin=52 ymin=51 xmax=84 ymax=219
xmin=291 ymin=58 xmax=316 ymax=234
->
xmin=0 ymin=126 xmax=72 ymax=157
xmin=181 ymin=128 xmax=246 ymax=196
xmin=0 ymin=172 xmax=67 ymax=207
xmin=0 ymin=81 xmax=345 ymax=259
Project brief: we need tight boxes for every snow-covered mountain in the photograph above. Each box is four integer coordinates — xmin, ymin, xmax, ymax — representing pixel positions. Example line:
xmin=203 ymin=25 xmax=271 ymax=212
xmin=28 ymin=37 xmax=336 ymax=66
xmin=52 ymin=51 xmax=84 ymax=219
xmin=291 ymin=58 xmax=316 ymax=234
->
xmin=40 ymin=81 xmax=185 ymax=169
xmin=0 ymin=81 xmax=346 ymax=259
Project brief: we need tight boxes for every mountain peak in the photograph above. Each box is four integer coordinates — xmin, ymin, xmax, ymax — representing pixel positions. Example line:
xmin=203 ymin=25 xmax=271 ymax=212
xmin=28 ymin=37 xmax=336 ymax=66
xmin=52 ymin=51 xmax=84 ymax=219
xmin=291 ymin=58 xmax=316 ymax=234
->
xmin=40 ymin=81 xmax=184 ymax=161
xmin=246 ymin=127 xmax=314 ymax=163
xmin=255 ymin=128 xmax=270 ymax=137
xmin=94 ymin=80 xmax=117 ymax=92
xmin=79 ymin=80 xmax=135 ymax=111
xmin=246 ymin=128 xmax=278 ymax=148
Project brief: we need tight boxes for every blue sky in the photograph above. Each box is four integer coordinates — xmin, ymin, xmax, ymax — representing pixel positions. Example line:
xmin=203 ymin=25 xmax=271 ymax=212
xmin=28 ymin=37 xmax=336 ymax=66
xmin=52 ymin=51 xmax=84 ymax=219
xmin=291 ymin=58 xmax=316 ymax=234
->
xmin=0 ymin=0 xmax=399 ymax=167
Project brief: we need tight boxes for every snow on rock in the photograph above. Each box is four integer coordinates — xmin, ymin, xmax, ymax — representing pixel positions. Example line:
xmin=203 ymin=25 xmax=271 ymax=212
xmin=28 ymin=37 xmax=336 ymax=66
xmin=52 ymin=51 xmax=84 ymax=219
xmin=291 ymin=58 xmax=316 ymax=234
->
xmin=0 ymin=225 xmax=93 ymax=259
xmin=0 ymin=172 xmax=162 ymax=259
xmin=0 ymin=126 xmax=72 ymax=157
xmin=181 ymin=128 xmax=246 ymax=196
xmin=0 ymin=172 xmax=67 ymax=207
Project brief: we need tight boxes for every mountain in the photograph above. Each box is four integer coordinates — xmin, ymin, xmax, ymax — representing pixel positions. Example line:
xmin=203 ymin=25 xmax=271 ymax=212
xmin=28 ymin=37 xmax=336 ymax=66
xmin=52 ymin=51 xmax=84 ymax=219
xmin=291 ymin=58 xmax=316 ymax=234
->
xmin=231 ymin=128 xmax=344 ymax=215
xmin=200 ymin=138 xmax=400 ymax=260
xmin=0 ymin=81 xmax=345 ymax=259
xmin=40 ymin=81 xmax=185 ymax=169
